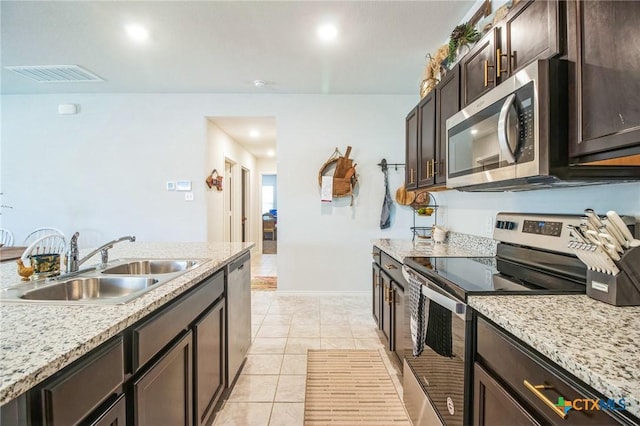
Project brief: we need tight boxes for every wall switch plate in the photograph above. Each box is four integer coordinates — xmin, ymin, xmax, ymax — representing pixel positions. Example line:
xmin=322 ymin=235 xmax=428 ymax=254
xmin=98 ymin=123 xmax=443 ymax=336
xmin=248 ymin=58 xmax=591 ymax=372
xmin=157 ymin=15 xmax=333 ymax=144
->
xmin=176 ymin=180 xmax=192 ymax=191
xmin=166 ymin=181 xmax=176 ymax=191
xmin=185 ymin=192 xmax=194 ymax=201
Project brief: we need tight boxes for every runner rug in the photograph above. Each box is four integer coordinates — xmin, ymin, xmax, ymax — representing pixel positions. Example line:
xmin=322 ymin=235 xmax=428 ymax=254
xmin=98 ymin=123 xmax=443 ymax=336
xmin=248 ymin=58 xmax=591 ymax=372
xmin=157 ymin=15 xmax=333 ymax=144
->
xmin=250 ymin=275 xmax=277 ymax=291
xmin=304 ymin=349 xmax=410 ymax=425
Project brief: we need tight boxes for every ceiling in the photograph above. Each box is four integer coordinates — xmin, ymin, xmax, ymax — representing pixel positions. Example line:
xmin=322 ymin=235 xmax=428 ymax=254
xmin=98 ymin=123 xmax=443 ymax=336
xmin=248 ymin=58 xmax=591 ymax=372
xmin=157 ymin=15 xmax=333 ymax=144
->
xmin=0 ymin=0 xmax=474 ymax=157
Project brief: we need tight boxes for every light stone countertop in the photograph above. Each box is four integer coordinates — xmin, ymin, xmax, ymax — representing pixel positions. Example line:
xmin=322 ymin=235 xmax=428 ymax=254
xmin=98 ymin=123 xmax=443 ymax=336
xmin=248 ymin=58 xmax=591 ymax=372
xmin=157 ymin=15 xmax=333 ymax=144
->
xmin=469 ymin=295 xmax=640 ymax=419
xmin=0 ymin=241 xmax=254 ymax=406
xmin=372 ymin=232 xmax=497 ymax=262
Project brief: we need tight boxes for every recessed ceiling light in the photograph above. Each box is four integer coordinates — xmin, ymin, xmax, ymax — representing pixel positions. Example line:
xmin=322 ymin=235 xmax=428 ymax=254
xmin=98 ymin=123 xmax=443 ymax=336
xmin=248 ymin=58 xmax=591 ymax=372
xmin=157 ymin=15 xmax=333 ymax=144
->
xmin=249 ymin=129 xmax=260 ymax=138
xmin=126 ymin=24 xmax=149 ymax=42
xmin=267 ymin=150 xmax=275 ymax=157
xmin=254 ymin=79 xmax=267 ymax=87
xmin=317 ymin=24 xmax=338 ymax=42
xmin=470 ymin=129 xmax=479 ymax=135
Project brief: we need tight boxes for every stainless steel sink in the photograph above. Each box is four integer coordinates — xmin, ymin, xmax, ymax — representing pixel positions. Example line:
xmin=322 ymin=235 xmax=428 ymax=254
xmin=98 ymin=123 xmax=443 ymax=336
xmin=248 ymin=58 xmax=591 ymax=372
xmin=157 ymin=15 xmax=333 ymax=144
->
xmin=0 ymin=258 xmax=206 ymax=305
xmin=20 ymin=277 xmax=159 ymax=301
xmin=102 ymin=260 xmax=199 ymax=275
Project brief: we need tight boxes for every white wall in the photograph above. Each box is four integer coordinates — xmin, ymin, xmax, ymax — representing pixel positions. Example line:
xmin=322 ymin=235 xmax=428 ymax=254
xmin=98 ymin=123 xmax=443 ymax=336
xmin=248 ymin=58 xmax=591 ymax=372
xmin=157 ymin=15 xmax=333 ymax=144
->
xmin=1 ymin=93 xmax=417 ymax=290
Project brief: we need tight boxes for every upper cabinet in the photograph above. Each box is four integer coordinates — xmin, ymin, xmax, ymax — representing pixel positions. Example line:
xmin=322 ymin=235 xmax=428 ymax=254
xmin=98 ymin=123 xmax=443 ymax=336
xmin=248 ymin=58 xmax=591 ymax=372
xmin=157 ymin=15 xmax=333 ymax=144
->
xmin=406 ymin=65 xmax=460 ymax=190
xmin=405 ymin=107 xmax=419 ymax=190
xmin=462 ymin=0 xmax=562 ymax=107
xmin=567 ymin=0 xmax=640 ymax=162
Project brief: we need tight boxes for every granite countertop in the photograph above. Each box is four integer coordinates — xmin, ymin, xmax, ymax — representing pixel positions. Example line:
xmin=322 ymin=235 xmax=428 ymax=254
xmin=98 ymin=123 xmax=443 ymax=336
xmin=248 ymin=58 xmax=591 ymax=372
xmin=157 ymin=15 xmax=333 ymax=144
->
xmin=469 ymin=295 xmax=640 ymax=418
xmin=372 ymin=232 xmax=497 ymax=262
xmin=0 ymin=241 xmax=254 ymax=406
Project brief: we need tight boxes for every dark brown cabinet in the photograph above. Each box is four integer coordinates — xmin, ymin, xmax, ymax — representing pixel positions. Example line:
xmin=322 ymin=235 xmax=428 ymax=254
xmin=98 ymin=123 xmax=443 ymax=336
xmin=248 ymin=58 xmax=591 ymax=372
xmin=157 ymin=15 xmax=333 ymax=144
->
xmin=473 ymin=316 xmax=637 ymax=425
xmin=417 ymin=91 xmax=437 ymax=187
xmin=435 ymin=65 xmax=461 ymax=185
xmin=372 ymin=263 xmax=381 ymax=327
xmin=133 ymin=331 xmax=193 ymax=426
xmin=407 ymin=66 xmax=460 ymax=190
xmin=371 ymin=247 xmax=406 ymax=363
xmin=567 ymin=0 xmax=640 ymax=161
xmin=473 ymin=363 xmax=540 ymax=426
xmin=405 ymin=106 xmax=419 ymax=189
xmin=194 ymin=298 xmax=225 ymax=426
xmin=462 ymin=0 xmax=561 ymax=107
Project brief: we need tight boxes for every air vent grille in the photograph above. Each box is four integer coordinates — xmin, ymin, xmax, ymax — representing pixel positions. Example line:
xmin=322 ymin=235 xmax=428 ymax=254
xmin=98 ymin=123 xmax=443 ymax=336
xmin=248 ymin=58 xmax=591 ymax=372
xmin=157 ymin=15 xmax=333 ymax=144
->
xmin=5 ymin=65 xmax=104 ymax=83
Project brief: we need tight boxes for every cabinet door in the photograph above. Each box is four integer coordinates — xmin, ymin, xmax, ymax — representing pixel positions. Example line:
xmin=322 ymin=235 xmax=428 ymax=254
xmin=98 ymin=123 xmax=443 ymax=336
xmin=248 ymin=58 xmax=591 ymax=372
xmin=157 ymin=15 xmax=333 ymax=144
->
xmin=372 ymin=263 xmax=382 ymax=328
xmin=194 ymin=299 xmax=225 ymax=426
xmin=391 ymin=281 xmax=405 ymax=363
xmin=90 ymin=394 xmax=126 ymax=426
xmin=500 ymin=0 xmax=560 ymax=77
xmin=380 ymin=271 xmax=393 ymax=347
xmin=461 ymin=29 xmax=498 ymax=106
xmin=568 ymin=0 xmax=640 ymax=159
xmin=134 ymin=332 xmax=193 ymax=426
xmin=435 ymin=65 xmax=460 ymax=185
xmin=418 ymin=90 xmax=437 ymax=188
xmin=473 ymin=363 xmax=541 ymax=426
xmin=406 ymin=106 xmax=419 ymax=189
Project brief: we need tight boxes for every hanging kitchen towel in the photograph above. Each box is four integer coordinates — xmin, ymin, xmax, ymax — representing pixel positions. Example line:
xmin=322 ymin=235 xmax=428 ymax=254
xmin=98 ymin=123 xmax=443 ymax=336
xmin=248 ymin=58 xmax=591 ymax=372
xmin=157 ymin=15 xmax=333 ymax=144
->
xmin=424 ymin=302 xmax=453 ymax=357
xmin=408 ymin=279 xmax=426 ymax=357
xmin=380 ymin=167 xmax=393 ymax=229
xmin=321 ymin=176 xmax=333 ymax=202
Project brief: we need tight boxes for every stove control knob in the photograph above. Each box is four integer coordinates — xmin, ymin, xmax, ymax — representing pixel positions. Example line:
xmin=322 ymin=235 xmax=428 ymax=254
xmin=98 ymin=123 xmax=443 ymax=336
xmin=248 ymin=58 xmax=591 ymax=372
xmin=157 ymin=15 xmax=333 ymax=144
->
xmin=507 ymin=221 xmax=516 ymax=230
xmin=496 ymin=221 xmax=504 ymax=229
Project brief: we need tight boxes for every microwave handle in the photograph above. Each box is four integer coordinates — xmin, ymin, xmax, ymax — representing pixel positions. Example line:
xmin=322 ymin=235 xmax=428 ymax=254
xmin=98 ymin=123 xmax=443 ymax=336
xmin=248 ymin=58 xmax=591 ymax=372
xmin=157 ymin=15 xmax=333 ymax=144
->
xmin=498 ymin=93 xmax=517 ymax=164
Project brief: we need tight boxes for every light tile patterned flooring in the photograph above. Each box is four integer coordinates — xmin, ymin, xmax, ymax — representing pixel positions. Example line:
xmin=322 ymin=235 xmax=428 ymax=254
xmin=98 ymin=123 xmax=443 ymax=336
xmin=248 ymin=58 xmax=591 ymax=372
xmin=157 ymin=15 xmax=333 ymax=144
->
xmin=213 ymin=254 xmax=404 ymax=426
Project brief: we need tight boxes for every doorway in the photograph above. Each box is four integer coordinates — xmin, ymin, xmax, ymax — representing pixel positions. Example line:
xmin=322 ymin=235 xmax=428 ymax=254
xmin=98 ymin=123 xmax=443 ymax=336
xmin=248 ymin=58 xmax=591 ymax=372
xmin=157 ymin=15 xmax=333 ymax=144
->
xmin=224 ymin=160 xmax=234 ymax=243
xmin=241 ymin=168 xmax=250 ymax=242
xmin=261 ymin=174 xmax=277 ymax=254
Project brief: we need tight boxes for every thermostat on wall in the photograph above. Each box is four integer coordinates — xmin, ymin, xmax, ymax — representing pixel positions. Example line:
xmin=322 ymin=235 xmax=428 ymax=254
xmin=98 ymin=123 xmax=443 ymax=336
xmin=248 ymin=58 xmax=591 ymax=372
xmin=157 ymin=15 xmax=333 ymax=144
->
xmin=176 ymin=180 xmax=192 ymax=191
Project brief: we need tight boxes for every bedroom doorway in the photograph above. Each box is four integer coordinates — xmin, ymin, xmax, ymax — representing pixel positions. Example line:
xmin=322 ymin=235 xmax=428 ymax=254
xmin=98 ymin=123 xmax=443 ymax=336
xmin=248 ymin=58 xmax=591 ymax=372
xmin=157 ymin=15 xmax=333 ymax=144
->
xmin=261 ymin=174 xmax=277 ymax=254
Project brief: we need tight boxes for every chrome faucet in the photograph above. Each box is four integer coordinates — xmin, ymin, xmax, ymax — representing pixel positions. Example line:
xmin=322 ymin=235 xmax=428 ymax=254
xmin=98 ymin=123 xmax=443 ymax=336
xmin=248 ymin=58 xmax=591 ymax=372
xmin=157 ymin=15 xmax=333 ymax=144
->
xmin=65 ymin=232 xmax=136 ymax=272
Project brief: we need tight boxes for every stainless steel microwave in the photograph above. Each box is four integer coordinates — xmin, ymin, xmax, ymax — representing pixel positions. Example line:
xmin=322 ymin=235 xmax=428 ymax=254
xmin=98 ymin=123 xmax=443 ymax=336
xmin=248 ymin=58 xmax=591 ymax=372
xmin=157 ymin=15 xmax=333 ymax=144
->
xmin=446 ymin=60 xmax=563 ymax=191
xmin=445 ymin=59 xmax=640 ymax=191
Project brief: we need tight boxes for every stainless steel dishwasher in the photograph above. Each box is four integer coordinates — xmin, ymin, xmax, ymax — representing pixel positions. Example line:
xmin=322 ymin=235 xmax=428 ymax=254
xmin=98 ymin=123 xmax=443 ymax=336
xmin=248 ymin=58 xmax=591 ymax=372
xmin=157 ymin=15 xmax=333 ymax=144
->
xmin=226 ymin=252 xmax=251 ymax=385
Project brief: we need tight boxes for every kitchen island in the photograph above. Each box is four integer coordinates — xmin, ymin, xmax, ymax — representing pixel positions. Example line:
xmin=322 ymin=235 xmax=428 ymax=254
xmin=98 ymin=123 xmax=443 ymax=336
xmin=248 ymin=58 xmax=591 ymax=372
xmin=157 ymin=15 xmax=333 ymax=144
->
xmin=0 ymin=241 xmax=253 ymax=409
xmin=469 ymin=294 xmax=640 ymax=420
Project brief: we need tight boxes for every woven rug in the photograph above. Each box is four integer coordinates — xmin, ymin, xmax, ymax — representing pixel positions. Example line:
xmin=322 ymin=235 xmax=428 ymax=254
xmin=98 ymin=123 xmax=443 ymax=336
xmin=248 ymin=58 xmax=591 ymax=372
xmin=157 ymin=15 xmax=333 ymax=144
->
xmin=251 ymin=275 xmax=277 ymax=291
xmin=304 ymin=349 xmax=410 ymax=425
xmin=262 ymin=240 xmax=277 ymax=254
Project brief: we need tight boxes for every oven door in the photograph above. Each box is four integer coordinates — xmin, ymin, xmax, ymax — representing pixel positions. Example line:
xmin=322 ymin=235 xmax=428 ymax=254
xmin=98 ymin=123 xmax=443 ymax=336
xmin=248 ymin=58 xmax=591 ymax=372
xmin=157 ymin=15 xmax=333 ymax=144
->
xmin=403 ymin=267 xmax=471 ymax=426
xmin=446 ymin=60 xmax=540 ymax=189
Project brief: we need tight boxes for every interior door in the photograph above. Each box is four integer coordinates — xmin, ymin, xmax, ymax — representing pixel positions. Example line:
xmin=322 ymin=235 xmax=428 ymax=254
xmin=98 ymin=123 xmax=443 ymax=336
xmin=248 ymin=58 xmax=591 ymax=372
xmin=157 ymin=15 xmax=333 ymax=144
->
xmin=241 ymin=168 xmax=249 ymax=242
xmin=224 ymin=161 xmax=233 ymax=243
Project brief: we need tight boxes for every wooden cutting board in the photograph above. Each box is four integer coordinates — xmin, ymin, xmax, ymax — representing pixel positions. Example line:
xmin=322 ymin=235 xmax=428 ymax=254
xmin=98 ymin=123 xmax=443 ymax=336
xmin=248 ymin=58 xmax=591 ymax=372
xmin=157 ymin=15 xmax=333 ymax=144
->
xmin=333 ymin=146 xmax=352 ymax=178
xmin=0 ymin=246 xmax=27 ymax=263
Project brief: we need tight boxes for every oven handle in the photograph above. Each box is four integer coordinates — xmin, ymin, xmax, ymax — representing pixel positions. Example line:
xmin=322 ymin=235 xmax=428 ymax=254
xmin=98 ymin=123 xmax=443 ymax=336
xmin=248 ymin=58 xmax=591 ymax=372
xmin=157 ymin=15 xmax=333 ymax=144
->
xmin=403 ymin=266 xmax=467 ymax=318
xmin=497 ymin=93 xmax=517 ymax=164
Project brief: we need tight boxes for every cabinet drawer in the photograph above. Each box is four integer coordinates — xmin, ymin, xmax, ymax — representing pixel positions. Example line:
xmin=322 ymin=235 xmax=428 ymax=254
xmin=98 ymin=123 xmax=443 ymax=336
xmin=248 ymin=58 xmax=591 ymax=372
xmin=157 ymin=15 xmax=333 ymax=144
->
xmin=380 ymin=252 xmax=404 ymax=289
xmin=133 ymin=270 xmax=224 ymax=371
xmin=37 ymin=336 xmax=124 ymax=426
xmin=476 ymin=317 xmax=621 ymax=425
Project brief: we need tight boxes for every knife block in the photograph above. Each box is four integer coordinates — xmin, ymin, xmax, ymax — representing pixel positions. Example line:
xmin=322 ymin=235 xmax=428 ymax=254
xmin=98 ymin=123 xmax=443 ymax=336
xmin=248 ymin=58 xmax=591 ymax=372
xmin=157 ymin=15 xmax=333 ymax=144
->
xmin=587 ymin=247 xmax=640 ymax=306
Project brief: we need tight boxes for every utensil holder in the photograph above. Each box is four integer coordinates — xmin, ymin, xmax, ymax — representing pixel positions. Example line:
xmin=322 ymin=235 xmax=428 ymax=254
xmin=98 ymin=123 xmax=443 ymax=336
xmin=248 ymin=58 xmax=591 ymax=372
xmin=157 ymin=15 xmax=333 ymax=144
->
xmin=587 ymin=247 xmax=640 ymax=306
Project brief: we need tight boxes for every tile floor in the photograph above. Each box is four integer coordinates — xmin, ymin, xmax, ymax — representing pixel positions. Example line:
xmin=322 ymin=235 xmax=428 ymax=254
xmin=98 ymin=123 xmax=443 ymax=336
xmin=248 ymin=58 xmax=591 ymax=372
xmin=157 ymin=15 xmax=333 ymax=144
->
xmin=251 ymin=252 xmax=277 ymax=277
xmin=212 ymin=254 xmax=404 ymax=426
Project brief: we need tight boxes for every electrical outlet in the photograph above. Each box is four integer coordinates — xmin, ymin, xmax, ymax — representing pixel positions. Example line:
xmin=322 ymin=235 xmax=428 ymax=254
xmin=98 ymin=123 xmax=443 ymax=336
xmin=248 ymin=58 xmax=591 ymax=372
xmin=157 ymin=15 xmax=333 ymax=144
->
xmin=485 ymin=269 xmax=492 ymax=286
xmin=185 ymin=192 xmax=194 ymax=201
xmin=486 ymin=215 xmax=494 ymax=234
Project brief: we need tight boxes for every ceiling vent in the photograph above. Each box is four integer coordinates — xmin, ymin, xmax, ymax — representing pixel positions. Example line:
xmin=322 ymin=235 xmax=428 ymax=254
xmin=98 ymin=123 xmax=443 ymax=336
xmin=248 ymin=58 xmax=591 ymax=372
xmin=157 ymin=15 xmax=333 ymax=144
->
xmin=5 ymin=65 xmax=104 ymax=83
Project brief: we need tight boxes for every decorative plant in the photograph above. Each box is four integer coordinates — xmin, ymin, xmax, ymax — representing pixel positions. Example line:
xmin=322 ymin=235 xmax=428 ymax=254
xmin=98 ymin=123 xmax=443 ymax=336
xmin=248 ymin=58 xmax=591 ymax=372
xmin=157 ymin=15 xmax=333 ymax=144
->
xmin=447 ymin=22 xmax=481 ymax=63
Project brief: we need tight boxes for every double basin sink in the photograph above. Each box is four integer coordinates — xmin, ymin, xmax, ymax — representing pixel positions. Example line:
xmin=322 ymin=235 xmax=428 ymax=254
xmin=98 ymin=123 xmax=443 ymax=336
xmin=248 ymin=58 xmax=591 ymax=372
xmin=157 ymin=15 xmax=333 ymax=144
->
xmin=1 ymin=259 xmax=203 ymax=305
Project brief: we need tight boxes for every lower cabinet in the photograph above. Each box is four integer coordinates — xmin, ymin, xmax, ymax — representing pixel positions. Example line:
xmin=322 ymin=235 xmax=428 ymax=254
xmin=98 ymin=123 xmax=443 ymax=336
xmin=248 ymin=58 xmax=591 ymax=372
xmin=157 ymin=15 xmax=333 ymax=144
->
xmin=474 ymin=316 xmax=638 ymax=425
xmin=371 ymin=246 xmax=407 ymax=364
xmin=133 ymin=332 xmax=193 ymax=426
xmin=194 ymin=298 xmax=225 ymax=426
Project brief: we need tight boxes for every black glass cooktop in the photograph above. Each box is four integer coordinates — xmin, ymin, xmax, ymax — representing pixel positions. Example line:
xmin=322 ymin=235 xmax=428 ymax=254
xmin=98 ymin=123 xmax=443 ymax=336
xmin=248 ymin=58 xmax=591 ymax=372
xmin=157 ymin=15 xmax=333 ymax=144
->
xmin=404 ymin=256 xmax=586 ymax=302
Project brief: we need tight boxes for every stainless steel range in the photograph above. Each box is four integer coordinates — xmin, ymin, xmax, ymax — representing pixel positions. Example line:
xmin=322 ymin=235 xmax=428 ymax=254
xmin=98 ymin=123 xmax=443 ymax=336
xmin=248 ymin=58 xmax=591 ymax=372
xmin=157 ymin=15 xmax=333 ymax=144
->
xmin=400 ymin=212 xmax=636 ymax=426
